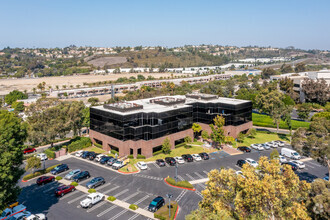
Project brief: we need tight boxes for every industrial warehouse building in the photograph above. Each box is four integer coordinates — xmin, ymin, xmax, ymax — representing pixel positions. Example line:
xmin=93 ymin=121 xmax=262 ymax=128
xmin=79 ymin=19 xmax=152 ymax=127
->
xmin=89 ymin=94 xmax=252 ymax=158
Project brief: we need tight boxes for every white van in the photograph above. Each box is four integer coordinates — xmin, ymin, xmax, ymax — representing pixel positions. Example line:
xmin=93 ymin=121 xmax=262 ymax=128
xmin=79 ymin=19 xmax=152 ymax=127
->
xmin=281 ymin=148 xmax=301 ymax=160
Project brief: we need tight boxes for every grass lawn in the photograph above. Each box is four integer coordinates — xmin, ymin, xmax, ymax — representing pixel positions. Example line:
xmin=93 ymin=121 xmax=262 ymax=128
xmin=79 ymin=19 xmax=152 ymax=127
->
xmin=238 ymin=131 xmax=290 ymax=147
xmin=154 ymin=201 xmax=178 ymax=220
xmin=119 ymin=163 xmax=139 ymax=173
xmin=85 ymin=146 xmax=116 ymax=157
xmin=252 ymin=113 xmax=310 ymax=130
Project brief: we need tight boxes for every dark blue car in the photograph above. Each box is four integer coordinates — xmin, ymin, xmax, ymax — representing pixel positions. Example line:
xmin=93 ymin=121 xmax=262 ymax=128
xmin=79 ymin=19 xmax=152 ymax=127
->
xmin=50 ymin=164 xmax=69 ymax=175
xmin=148 ymin=196 xmax=165 ymax=212
xmin=72 ymin=171 xmax=90 ymax=182
xmin=81 ymin=151 xmax=93 ymax=159
xmin=100 ymin=156 xmax=112 ymax=164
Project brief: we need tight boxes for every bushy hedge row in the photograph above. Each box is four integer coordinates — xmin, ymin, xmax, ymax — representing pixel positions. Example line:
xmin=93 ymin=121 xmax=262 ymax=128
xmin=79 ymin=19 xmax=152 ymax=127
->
xmin=94 ymin=143 xmax=103 ymax=149
xmin=166 ymin=177 xmax=194 ymax=189
xmin=22 ymin=164 xmax=61 ymax=181
xmin=175 ymin=143 xmax=186 ymax=149
xmin=137 ymin=154 xmax=146 ymax=159
xmin=67 ymin=137 xmax=92 ymax=153
xmin=110 ymin=149 xmax=119 ymax=155
xmin=44 ymin=149 xmax=56 ymax=159
xmin=153 ymin=150 xmax=163 ymax=156
xmin=107 ymin=196 xmax=116 ymax=201
xmin=129 ymin=204 xmax=138 ymax=210
xmin=128 ymin=155 xmax=134 ymax=159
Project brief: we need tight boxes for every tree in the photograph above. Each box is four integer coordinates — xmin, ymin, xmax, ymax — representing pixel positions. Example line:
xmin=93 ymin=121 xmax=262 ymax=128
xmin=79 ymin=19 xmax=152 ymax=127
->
xmin=297 ymin=103 xmax=313 ymax=120
xmin=295 ymin=62 xmax=306 ymax=73
xmin=11 ymin=101 xmax=25 ymax=112
xmin=168 ymin=82 xmax=175 ymax=95
xmin=196 ymin=157 xmax=311 ymax=219
xmin=88 ymin=97 xmax=99 ymax=106
xmin=279 ymin=77 xmax=294 ymax=93
xmin=5 ymin=90 xmax=28 ymax=105
xmin=256 ymin=89 xmax=288 ymax=133
xmin=210 ymin=115 xmax=225 ymax=147
xmin=306 ymin=179 xmax=330 ymax=219
xmin=184 ymin=136 xmax=192 ymax=144
xmin=270 ymin=149 xmax=279 ymax=159
xmin=25 ymin=156 xmax=41 ymax=174
xmin=246 ymin=128 xmax=257 ymax=138
xmin=201 ymin=130 xmax=210 ymax=141
xmin=0 ymin=110 xmax=27 ymax=210
xmin=192 ymin=123 xmax=202 ymax=138
xmin=137 ymin=74 xmax=145 ymax=81
xmin=261 ymin=67 xmax=277 ymax=79
xmin=162 ymin=137 xmax=171 ymax=154
xmin=237 ymin=132 xmax=245 ymax=143
xmin=280 ymin=64 xmax=293 ymax=73
xmin=301 ymin=79 xmax=330 ymax=105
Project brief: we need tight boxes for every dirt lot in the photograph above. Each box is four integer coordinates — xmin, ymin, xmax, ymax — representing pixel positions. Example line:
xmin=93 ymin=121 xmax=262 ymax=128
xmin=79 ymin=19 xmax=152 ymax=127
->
xmin=87 ymin=57 xmax=127 ymax=67
xmin=0 ymin=73 xmax=183 ymax=95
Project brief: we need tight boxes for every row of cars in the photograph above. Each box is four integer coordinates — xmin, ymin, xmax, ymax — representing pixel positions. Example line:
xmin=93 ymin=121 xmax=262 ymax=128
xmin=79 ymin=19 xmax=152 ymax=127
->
xmin=237 ymin=140 xmax=286 ymax=153
xmin=154 ymin=153 xmax=210 ymax=167
xmin=75 ymin=150 xmax=126 ymax=170
xmin=1 ymin=204 xmax=46 ymax=220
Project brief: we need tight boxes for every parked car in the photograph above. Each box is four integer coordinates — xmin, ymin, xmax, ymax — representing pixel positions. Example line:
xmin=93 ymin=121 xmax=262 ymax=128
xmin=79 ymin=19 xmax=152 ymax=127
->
xmin=20 ymin=213 xmax=46 ymax=220
xmin=237 ymin=146 xmax=251 ymax=153
xmin=50 ymin=164 xmax=69 ymax=175
xmin=282 ymin=162 xmax=298 ymax=171
xmin=65 ymin=169 xmax=81 ymax=180
xmin=6 ymin=201 xmax=19 ymax=209
xmin=156 ymin=159 xmax=166 ymax=167
xmin=165 ymin=157 xmax=176 ymax=166
xmin=199 ymin=152 xmax=209 ymax=160
xmin=112 ymin=160 xmax=126 ymax=170
xmin=236 ymin=159 xmax=246 ymax=168
xmin=174 ymin=156 xmax=185 ymax=164
xmin=192 ymin=154 xmax=202 ymax=161
xmin=279 ymin=156 xmax=287 ymax=163
xmin=262 ymin=144 xmax=271 ymax=150
xmin=80 ymin=193 xmax=105 ymax=208
xmin=250 ymin=144 xmax=263 ymax=151
xmin=245 ymin=158 xmax=258 ymax=168
xmin=107 ymin=158 xmax=117 ymax=166
xmin=95 ymin=154 xmax=106 ymax=162
xmin=72 ymin=171 xmax=90 ymax=182
xmin=81 ymin=151 xmax=93 ymax=159
xmin=281 ymin=148 xmax=301 ymax=160
xmin=36 ymin=176 xmax=55 ymax=185
xmin=275 ymin=140 xmax=285 ymax=147
xmin=36 ymin=153 xmax=48 ymax=161
xmin=75 ymin=150 xmax=84 ymax=157
xmin=23 ymin=148 xmax=36 ymax=154
xmin=323 ymin=174 xmax=329 ymax=181
xmin=55 ymin=185 xmax=75 ymax=197
xmin=290 ymin=160 xmax=305 ymax=169
xmin=147 ymin=196 xmax=165 ymax=212
xmin=100 ymin=156 xmax=113 ymax=164
xmin=137 ymin=162 xmax=148 ymax=170
xmin=86 ymin=177 xmax=105 ymax=189
xmin=182 ymin=154 xmax=193 ymax=162
xmin=88 ymin=152 xmax=100 ymax=160
xmin=269 ymin=141 xmax=278 ymax=148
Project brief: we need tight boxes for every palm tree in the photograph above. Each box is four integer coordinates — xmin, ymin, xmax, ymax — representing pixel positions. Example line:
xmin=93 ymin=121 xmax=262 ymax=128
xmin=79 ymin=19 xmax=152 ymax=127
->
xmin=169 ymin=82 xmax=175 ymax=95
xmin=55 ymin=85 xmax=59 ymax=90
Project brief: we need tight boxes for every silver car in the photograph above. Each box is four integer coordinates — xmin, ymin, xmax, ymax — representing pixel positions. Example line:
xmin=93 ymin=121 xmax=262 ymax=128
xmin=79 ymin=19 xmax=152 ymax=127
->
xmin=65 ymin=169 xmax=81 ymax=180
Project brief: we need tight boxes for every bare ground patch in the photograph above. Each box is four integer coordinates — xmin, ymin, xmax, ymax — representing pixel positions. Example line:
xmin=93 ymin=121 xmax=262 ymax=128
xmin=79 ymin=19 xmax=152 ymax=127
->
xmin=87 ymin=57 xmax=127 ymax=67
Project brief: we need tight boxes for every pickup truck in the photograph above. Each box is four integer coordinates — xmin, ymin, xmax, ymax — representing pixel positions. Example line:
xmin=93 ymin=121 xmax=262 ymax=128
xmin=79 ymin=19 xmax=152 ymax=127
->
xmin=1 ymin=204 xmax=26 ymax=220
xmin=80 ymin=193 xmax=105 ymax=208
xmin=112 ymin=160 xmax=126 ymax=170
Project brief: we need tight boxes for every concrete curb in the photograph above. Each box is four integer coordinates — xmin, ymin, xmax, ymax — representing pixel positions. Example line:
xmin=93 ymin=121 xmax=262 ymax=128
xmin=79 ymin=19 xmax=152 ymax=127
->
xmin=300 ymin=157 xmax=313 ymax=162
xmin=174 ymin=204 xmax=179 ymax=220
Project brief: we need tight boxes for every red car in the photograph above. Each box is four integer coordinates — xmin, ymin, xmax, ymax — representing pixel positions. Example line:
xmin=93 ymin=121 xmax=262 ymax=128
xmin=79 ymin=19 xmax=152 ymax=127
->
xmin=36 ymin=176 xmax=55 ymax=185
xmin=23 ymin=147 xmax=36 ymax=154
xmin=55 ymin=185 xmax=76 ymax=197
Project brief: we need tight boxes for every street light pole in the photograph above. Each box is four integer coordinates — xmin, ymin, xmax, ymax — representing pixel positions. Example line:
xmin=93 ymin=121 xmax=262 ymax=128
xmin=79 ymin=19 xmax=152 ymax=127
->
xmin=175 ymin=163 xmax=178 ymax=183
xmin=166 ymin=194 xmax=173 ymax=218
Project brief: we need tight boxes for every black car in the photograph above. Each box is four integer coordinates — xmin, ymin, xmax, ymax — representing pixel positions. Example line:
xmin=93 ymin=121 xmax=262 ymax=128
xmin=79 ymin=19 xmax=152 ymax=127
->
xmin=148 ymin=196 xmax=165 ymax=212
xmin=199 ymin=152 xmax=209 ymax=160
xmin=100 ymin=156 xmax=112 ymax=164
xmin=81 ymin=151 xmax=93 ymax=159
xmin=156 ymin=159 xmax=166 ymax=167
xmin=72 ymin=171 xmax=90 ymax=182
xmin=182 ymin=154 xmax=193 ymax=162
xmin=237 ymin=159 xmax=246 ymax=168
xmin=282 ymin=162 xmax=298 ymax=171
xmin=165 ymin=157 xmax=176 ymax=166
xmin=86 ymin=177 xmax=105 ymax=189
xmin=89 ymin=152 xmax=100 ymax=160
xmin=237 ymin=146 xmax=251 ymax=153
xmin=107 ymin=158 xmax=117 ymax=166
xmin=50 ymin=164 xmax=69 ymax=175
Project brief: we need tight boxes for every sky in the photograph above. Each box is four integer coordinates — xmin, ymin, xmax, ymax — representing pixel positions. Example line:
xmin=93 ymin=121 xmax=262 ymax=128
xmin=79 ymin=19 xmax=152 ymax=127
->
xmin=1 ymin=0 xmax=330 ymax=50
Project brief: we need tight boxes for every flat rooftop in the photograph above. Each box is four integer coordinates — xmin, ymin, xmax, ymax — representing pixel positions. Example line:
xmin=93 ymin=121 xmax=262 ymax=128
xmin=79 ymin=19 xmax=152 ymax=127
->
xmin=92 ymin=94 xmax=251 ymax=115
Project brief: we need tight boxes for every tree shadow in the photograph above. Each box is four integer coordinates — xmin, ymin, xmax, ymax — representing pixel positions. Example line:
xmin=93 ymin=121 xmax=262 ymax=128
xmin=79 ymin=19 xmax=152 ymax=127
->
xmin=277 ymin=134 xmax=290 ymax=141
xmin=295 ymin=171 xmax=318 ymax=183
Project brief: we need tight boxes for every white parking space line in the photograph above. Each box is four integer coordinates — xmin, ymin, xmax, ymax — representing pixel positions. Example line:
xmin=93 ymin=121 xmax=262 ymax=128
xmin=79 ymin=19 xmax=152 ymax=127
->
xmin=43 ymin=185 xmax=61 ymax=193
xmin=96 ymin=182 xmax=112 ymax=191
xmin=305 ymin=161 xmax=321 ymax=168
xmin=134 ymin=195 xmax=150 ymax=205
xmin=36 ymin=181 xmax=58 ymax=190
xmin=87 ymin=201 xmax=107 ymax=213
xmin=165 ymin=163 xmax=170 ymax=167
xmin=197 ymin=183 xmax=206 ymax=189
xmin=97 ymin=205 xmax=116 ymax=217
xmin=102 ymin=185 xmax=120 ymax=194
xmin=122 ymin=192 xmax=140 ymax=202
xmin=59 ymin=190 xmax=80 ymax=200
xmin=194 ymin=172 xmax=204 ymax=179
xmin=127 ymin=213 xmax=140 ymax=220
xmin=108 ymin=209 xmax=128 ymax=220
xmin=113 ymin=189 xmax=129 ymax=198
xmin=79 ymin=177 xmax=92 ymax=184
xmin=195 ymin=190 xmax=203 ymax=198
xmin=152 ymin=162 xmax=160 ymax=169
xmin=59 ymin=169 xmax=72 ymax=176
xmin=68 ymin=194 xmax=87 ymax=204
xmin=177 ymin=175 xmax=184 ymax=181
xmin=175 ymin=190 xmax=187 ymax=202
xmin=186 ymin=174 xmax=195 ymax=181
xmin=202 ymin=170 xmax=209 ymax=176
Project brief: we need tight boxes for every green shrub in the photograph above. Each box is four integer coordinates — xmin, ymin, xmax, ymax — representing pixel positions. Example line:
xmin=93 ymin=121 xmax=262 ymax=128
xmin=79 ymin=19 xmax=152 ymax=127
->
xmin=166 ymin=177 xmax=194 ymax=189
xmin=46 ymin=164 xmax=62 ymax=173
xmin=175 ymin=143 xmax=186 ymax=148
xmin=94 ymin=143 xmax=103 ymax=149
xmin=55 ymin=176 xmax=62 ymax=180
xmin=44 ymin=149 xmax=56 ymax=159
xmin=107 ymin=196 xmax=116 ymax=201
xmin=70 ymin=181 xmax=78 ymax=186
xmin=129 ymin=204 xmax=138 ymax=210
xmin=312 ymin=112 xmax=330 ymax=120
xmin=153 ymin=150 xmax=163 ymax=156
xmin=67 ymin=137 xmax=92 ymax=153
xmin=184 ymin=145 xmax=192 ymax=149
xmin=154 ymin=214 xmax=166 ymax=220
xmin=128 ymin=155 xmax=134 ymax=159
xmin=136 ymin=154 xmax=146 ymax=159
xmin=22 ymin=164 xmax=62 ymax=181
xmin=88 ymin=188 xmax=96 ymax=193
xmin=110 ymin=149 xmax=119 ymax=155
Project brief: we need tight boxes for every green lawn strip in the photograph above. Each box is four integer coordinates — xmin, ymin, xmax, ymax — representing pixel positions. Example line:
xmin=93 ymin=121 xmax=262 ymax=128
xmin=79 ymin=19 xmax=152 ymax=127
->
xmin=22 ymin=164 xmax=62 ymax=181
xmin=154 ymin=201 xmax=178 ymax=220
xmin=166 ymin=177 xmax=194 ymax=189
xmin=238 ymin=131 xmax=290 ymax=147
xmin=252 ymin=113 xmax=310 ymax=130
xmin=119 ymin=163 xmax=139 ymax=173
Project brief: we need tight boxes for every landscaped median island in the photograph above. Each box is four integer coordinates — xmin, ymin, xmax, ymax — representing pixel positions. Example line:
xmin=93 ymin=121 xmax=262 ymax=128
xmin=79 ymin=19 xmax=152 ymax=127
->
xmin=154 ymin=201 xmax=179 ymax=220
xmin=129 ymin=204 xmax=139 ymax=210
xmin=165 ymin=177 xmax=195 ymax=191
xmin=22 ymin=163 xmax=62 ymax=181
xmin=70 ymin=181 xmax=78 ymax=186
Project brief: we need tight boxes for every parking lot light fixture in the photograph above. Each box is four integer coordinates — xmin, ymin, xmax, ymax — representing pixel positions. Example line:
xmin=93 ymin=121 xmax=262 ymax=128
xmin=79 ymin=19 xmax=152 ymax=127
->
xmin=166 ymin=193 xmax=173 ymax=218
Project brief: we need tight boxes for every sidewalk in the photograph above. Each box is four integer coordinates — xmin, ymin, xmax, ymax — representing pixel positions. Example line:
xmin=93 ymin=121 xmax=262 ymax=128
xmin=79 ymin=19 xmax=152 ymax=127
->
xmin=253 ymin=126 xmax=293 ymax=134
xmin=189 ymin=178 xmax=209 ymax=184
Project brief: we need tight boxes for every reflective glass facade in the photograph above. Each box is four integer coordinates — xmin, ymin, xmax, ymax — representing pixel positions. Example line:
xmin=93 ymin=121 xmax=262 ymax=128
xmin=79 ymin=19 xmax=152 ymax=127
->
xmin=90 ymin=100 xmax=252 ymax=141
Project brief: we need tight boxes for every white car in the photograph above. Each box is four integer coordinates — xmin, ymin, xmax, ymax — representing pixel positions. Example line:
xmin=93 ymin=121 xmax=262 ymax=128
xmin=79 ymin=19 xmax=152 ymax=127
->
xmin=245 ymin=158 xmax=258 ymax=167
xmin=279 ymin=156 xmax=287 ymax=163
xmin=276 ymin=141 xmax=285 ymax=147
xmin=75 ymin=150 xmax=84 ymax=157
xmin=192 ymin=154 xmax=202 ymax=161
xmin=95 ymin=154 xmax=105 ymax=162
xmin=65 ymin=169 xmax=81 ymax=180
xmin=36 ymin=153 xmax=48 ymax=161
xmin=290 ymin=160 xmax=305 ymax=169
xmin=262 ymin=144 xmax=271 ymax=150
xmin=80 ymin=193 xmax=105 ymax=208
xmin=250 ymin=144 xmax=264 ymax=151
xmin=137 ymin=161 xmax=148 ymax=170
xmin=24 ymin=213 xmax=47 ymax=220
xmin=270 ymin=141 xmax=278 ymax=148
xmin=174 ymin=156 xmax=185 ymax=164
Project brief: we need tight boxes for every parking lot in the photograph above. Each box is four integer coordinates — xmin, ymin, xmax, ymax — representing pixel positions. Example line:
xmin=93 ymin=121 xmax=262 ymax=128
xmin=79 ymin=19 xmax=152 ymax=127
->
xmin=19 ymin=143 xmax=328 ymax=220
